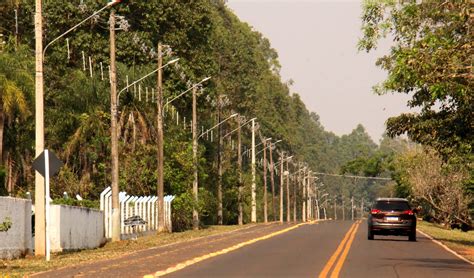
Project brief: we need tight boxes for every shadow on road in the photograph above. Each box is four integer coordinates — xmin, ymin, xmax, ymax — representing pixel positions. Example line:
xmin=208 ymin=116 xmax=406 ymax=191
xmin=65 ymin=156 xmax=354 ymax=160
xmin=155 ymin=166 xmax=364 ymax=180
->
xmin=382 ymin=257 xmax=473 ymax=272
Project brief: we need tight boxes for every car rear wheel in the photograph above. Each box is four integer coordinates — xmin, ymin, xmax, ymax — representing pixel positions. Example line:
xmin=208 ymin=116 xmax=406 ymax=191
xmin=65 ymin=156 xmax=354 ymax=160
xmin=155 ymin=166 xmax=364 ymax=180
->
xmin=368 ymin=230 xmax=374 ymax=240
xmin=408 ymin=231 xmax=416 ymax=241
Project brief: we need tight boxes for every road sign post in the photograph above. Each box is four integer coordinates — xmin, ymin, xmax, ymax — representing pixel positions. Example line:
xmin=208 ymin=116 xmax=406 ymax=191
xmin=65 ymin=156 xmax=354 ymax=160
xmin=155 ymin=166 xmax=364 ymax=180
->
xmin=32 ymin=149 xmax=63 ymax=261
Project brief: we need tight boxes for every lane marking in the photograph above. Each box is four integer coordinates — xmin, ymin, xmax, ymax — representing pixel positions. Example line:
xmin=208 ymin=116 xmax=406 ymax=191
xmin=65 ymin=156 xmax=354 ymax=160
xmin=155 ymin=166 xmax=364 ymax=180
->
xmin=318 ymin=221 xmax=358 ymax=278
xmin=417 ymin=229 xmax=474 ymax=265
xmin=330 ymin=221 xmax=361 ymax=278
xmin=147 ymin=221 xmax=318 ymax=277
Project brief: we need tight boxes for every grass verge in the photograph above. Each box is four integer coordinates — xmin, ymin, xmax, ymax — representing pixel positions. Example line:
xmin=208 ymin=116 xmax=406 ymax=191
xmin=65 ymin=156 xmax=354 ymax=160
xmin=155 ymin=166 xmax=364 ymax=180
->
xmin=417 ymin=221 xmax=474 ymax=262
xmin=1 ymin=225 xmax=252 ymax=277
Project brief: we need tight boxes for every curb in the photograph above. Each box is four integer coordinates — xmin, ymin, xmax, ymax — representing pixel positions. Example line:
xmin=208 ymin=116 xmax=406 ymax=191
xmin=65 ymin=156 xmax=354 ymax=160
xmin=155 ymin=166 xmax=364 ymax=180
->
xmin=417 ymin=229 xmax=473 ymax=265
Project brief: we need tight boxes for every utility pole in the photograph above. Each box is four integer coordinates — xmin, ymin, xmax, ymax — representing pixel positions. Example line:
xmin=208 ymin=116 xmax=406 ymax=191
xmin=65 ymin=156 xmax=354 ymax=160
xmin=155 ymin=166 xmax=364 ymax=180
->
xmin=302 ymin=169 xmax=306 ymax=222
xmin=307 ymin=171 xmax=311 ymax=220
xmin=192 ymin=86 xmax=199 ymax=230
xmin=360 ymin=199 xmax=364 ymax=220
xmin=34 ymin=0 xmax=46 ymax=256
xmin=109 ymin=10 xmax=121 ymax=241
xmin=263 ymin=140 xmax=268 ymax=223
xmin=156 ymin=43 xmax=165 ymax=232
xmin=279 ymin=154 xmax=284 ymax=223
xmin=342 ymin=198 xmax=345 ymax=221
xmin=293 ymin=173 xmax=297 ymax=222
xmin=286 ymin=159 xmax=290 ymax=222
xmin=237 ymin=117 xmax=243 ymax=225
xmin=217 ymin=100 xmax=223 ymax=225
xmin=351 ymin=196 xmax=354 ymax=221
xmin=269 ymin=142 xmax=276 ymax=221
xmin=315 ymin=189 xmax=320 ymax=221
xmin=251 ymin=118 xmax=256 ymax=223
xmin=334 ymin=199 xmax=337 ymax=220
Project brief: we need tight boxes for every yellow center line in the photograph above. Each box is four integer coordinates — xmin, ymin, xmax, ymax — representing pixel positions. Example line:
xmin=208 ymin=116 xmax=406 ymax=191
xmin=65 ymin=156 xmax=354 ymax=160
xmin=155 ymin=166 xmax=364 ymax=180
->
xmin=318 ymin=221 xmax=358 ymax=278
xmin=330 ymin=221 xmax=361 ymax=278
xmin=145 ymin=221 xmax=318 ymax=278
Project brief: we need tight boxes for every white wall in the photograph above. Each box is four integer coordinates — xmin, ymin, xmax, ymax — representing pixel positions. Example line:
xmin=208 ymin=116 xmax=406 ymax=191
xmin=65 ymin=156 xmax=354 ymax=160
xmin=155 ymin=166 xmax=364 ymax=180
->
xmin=0 ymin=197 xmax=32 ymax=259
xmin=49 ymin=205 xmax=105 ymax=252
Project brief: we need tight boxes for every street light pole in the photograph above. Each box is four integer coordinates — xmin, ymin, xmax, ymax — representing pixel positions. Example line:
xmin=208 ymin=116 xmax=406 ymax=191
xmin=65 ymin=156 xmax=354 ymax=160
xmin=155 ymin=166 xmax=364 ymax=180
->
xmin=286 ymin=158 xmax=290 ymax=222
xmin=237 ymin=117 xmax=243 ymax=225
xmin=301 ymin=167 xmax=307 ymax=222
xmin=269 ymin=141 xmax=276 ymax=221
xmin=251 ymin=118 xmax=257 ymax=223
xmin=109 ymin=10 xmax=121 ymax=242
xmin=342 ymin=198 xmax=345 ymax=221
xmin=192 ymin=86 xmax=198 ymax=230
xmin=263 ymin=139 xmax=268 ymax=223
xmin=293 ymin=171 xmax=297 ymax=222
xmin=35 ymin=0 xmax=119 ymax=253
xmin=217 ymin=104 xmax=223 ymax=225
xmin=307 ymin=170 xmax=311 ymax=221
xmin=279 ymin=153 xmax=284 ymax=223
xmin=351 ymin=196 xmax=354 ymax=221
xmin=156 ymin=43 xmax=166 ymax=232
xmin=34 ymin=0 xmax=45 ymax=256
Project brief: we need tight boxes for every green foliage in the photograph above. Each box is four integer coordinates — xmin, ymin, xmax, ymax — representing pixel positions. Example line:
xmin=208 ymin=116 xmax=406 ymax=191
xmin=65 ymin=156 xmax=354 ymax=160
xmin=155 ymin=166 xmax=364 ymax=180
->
xmin=0 ymin=216 xmax=12 ymax=232
xmin=359 ymin=0 xmax=472 ymax=159
xmin=52 ymin=198 xmax=100 ymax=209
xmin=360 ymin=0 xmax=473 ymax=215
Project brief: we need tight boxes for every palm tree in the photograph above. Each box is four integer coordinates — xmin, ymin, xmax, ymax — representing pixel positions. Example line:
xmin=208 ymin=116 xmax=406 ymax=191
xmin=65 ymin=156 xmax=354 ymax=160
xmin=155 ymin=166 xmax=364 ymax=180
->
xmin=0 ymin=43 xmax=33 ymax=194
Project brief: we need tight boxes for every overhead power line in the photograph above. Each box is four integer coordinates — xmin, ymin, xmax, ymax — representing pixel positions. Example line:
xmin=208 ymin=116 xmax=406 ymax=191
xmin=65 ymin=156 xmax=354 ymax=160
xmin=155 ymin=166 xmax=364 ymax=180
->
xmin=313 ymin=172 xmax=392 ymax=181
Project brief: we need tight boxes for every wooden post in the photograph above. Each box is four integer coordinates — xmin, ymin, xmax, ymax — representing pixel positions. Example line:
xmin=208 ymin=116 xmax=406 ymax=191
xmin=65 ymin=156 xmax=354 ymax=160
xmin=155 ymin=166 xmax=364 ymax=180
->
xmin=109 ymin=10 xmax=121 ymax=242
xmin=192 ymin=86 xmax=199 ymax=230
xmin=156 ymin=43 xmax=165 ymax=232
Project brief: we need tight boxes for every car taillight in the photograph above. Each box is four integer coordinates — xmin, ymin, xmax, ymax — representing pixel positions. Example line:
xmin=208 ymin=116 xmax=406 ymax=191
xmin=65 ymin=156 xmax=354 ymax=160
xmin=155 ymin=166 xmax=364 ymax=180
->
xmin=403 ymin=210 xmax=414 ymax=215
xmin=371 ymin=209 xmax=381 ymax=214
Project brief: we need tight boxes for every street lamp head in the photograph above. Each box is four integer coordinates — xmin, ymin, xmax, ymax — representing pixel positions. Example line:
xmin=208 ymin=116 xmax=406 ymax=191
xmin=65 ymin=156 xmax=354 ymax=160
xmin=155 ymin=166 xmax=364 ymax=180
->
xmin=166 ymin=58 xmax=180 ymax=65
xmin=201 ymin=77 xmax=211 ymax=83
xmin=107 ymin=0 xmax=122 ymax=7
xmin=265 ymin=137 xmax=272 ymax=141
xmin=286 ymin=155 xmax=294 ymax=160
xmin=230 ymin=113 xmax=239 ymax=118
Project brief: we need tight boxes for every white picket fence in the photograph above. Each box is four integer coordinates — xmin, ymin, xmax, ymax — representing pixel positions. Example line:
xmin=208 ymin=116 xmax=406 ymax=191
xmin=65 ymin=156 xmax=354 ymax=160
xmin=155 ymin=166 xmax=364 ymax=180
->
xmin=99 ymin=187 xmax=175 ymax=239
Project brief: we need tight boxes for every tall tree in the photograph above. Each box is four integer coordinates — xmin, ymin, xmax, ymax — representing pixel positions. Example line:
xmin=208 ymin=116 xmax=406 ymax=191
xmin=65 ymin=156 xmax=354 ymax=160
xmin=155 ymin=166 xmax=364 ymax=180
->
xmin=359 ymin=0 xmax=473 ymax=159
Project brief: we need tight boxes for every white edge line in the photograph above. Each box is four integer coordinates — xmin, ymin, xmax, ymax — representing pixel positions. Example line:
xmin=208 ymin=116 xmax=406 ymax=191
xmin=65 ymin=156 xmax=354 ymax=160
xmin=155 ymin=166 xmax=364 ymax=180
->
xmin=417 ymin=228 xmax=474 ymax=265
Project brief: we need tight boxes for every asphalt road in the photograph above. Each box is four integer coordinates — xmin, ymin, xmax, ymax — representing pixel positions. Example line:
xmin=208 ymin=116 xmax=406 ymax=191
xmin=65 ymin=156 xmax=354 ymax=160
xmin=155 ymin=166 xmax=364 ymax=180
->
xmin=165 ymin=220 xmax=473 ymax=278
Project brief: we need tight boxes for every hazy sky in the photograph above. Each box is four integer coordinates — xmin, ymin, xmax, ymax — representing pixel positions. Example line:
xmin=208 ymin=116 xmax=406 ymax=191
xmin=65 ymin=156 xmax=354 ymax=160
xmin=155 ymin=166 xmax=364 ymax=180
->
xmin=227 ymin=0 xmax=412 ymax=142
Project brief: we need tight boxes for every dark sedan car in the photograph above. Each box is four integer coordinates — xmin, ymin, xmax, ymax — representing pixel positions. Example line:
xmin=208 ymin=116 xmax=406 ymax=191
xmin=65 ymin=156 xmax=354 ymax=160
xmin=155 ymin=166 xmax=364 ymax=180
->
xmin=368 ymin=198 xmax=417 ymax=241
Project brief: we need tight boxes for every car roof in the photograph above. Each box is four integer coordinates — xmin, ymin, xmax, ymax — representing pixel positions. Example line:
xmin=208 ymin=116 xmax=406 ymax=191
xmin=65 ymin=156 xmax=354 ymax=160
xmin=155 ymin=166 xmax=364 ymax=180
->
xmin=376 ymin=197 xmax=408 ymax=202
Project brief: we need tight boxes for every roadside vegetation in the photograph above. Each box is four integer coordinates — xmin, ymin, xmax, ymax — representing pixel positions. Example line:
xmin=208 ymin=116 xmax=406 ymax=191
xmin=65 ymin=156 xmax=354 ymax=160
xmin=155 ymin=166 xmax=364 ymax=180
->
xmin=418 ymin=221 xmax=474 ymax=262
xmin=347 ymin=0 xmax=473 ymax=229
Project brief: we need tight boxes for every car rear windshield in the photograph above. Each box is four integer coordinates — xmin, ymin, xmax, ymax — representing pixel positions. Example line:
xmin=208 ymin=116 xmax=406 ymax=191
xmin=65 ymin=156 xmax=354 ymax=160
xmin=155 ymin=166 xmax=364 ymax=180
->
xmin=375 ymin=201 xmax=410 ymax=211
